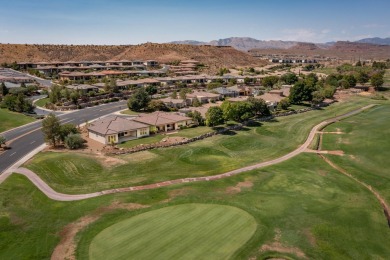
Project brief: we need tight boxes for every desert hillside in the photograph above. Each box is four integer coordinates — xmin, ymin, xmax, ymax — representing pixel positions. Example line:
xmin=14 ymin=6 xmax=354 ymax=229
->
xmin=0 ymin=43 xmax=265 ymax=72
xmin=248 ymin=41 xmax=390 ymax=60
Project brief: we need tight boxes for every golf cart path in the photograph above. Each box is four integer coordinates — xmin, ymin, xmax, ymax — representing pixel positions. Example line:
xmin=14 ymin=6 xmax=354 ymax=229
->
xmin=8 ymin=105 xmax=375 ymax=201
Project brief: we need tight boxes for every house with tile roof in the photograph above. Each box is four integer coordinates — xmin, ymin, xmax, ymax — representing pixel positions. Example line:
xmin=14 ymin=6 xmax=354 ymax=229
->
xmin=133 ymin=112 xmax=192 ymax=132
xmin=88 ymin=116 xmax=150 ymax=144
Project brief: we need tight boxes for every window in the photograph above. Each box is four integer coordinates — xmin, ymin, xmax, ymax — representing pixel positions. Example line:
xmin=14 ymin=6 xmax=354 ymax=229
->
xmin=140 ymin=128 xmax=148 ymax=136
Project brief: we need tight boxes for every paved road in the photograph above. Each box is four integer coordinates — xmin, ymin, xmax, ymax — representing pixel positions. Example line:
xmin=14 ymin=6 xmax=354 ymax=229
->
xmin=0 ymin=100 xmax=127 ymax=174
xmin=2 ymin=105 xmax=374 ymax=201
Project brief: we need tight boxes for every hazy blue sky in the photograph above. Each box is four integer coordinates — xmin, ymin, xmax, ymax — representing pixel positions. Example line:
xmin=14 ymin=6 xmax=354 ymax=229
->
xmin=0 ymin=0 xmax=389 ymax=44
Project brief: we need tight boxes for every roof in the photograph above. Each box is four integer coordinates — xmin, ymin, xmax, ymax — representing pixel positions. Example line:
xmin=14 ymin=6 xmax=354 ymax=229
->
xmin=65 ymin=84 xmax=97 ymax=90
xmin=188 ymin=91 xmax=221 ymax=99
xmin=88 ymin=116 xmax=149 ymax=135
xmin=160 ymin=97 xmax=186 ymax=104
xmin=134 ymin=112 xmax=191 ymax=126
xmin=257 ymin=93 xmax=284 ymax=103
xmin=213 ymin=87 xmax=237 ymax=95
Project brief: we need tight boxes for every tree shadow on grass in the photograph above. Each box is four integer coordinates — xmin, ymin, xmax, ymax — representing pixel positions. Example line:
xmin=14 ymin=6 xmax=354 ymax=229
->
xmin=220 ymin=130 xmax=237 ymax=136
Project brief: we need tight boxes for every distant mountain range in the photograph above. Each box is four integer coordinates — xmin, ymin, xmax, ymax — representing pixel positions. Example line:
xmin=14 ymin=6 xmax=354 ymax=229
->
xmin=170 ymin=37 xmax=390 ymax=51
xmin=355 ymin=37 xmax=390 ymax=45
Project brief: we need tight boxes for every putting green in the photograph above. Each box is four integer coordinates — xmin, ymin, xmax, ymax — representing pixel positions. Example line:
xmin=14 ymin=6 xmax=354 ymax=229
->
xmin=89 ymin=204 xmax=257 ymax=260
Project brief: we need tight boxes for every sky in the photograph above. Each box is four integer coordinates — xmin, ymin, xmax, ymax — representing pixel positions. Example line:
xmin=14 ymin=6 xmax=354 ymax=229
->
xmin=0 ymin=0 xmax=389 ymax=44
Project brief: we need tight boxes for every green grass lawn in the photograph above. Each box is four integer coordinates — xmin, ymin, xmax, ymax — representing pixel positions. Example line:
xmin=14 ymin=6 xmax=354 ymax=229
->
xmin=2 ymin=151 xmax=390 ymax=259
xmin=0 ymin=108 xmax=36 ymax=133
xmin=34 ymin=97 xmax=50 ymax=107
xmin=313 ymin=67 xmax=337 ymax=75
xmin=120 ymin=109 xmax=139 ymax=115
xmin=0 ymin=96 xmax=387 ymax=259
xmin=118 ymin=126 xmax=213 ymax=148
xmin=118 ymin=134 xmax=165 ymax=148
xmin=383 ymin=69 xmax=390 ymax=87
xmin=89 ymin=204 xmax=256 ymax=260
xmin=321 ymin=104 xmax=390 ymax=202
xmin=25 ymin=97 xmax=379 ymax=194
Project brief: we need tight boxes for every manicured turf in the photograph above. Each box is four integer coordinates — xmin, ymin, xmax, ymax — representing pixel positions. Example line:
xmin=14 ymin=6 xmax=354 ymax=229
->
xmin=0 ymin=108 xmax=36 ymax=133
xmin=34 ymin=97 xmax=50 ymax=107
xmin=2 ymin=96 xmax=388 ymax=259
xmin=118 ymin=126 xmax=214 ymax=148
xmin=120 ymin=109 xmax=139 ymax=115
xmin=89 ymin=204 xmax=257 ymax=260
xmin=321 ymin=104 xmax=390 ymax=202
xmin=25 ymin=97 xmax=377 ymax=194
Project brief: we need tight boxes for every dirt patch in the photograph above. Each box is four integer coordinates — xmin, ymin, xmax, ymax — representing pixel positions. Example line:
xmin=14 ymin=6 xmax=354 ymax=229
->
xmin=260 ymin=242 xmax=307 ymax=259
xmin=161 ymin=187 xmax=193 ymax=203
xmin=226 ymin=180 xmax=254 ymax=194
xmin=51 ymin=202 xmax=148 ymax=260
xmin=160 ymin=136 xmax=189 ymax=145
xmin=359 ymin=91 xmax=373 ymax=96
xmin=259 ymin=228 xmax=307 ymax=259
xmin=303 ymin=228 xmax=316 ymax=246
xmin=326 ymin=150 xmax=344 ymax=156
xmin=318 ymin=170 xmax=328 ymax=176
xmin=95 ymin=153 xmax=127 ymax=167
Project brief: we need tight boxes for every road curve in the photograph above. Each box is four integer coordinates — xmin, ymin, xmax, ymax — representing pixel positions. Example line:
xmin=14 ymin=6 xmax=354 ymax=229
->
xmin=5 ymin=105 xmax=375 ymax=201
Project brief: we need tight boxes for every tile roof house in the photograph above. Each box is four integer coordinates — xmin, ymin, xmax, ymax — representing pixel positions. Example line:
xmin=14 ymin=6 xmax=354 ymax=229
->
xmin=160 ymin=97 xmax=188 ymax=109
xmin=133 ymin=112 xmax=192 ymax=132
xmin=88 ymin=116 xmax=150 ymax=144
xmin=187 ymin=91 xmax=221 ymax=103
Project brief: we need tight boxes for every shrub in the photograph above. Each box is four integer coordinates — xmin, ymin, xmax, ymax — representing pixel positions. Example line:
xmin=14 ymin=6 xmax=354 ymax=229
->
xmin=64 ymin=134 xmax=84 ymax=149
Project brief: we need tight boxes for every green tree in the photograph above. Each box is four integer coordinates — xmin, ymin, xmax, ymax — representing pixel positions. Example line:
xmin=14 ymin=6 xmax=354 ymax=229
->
xmin=60 ymin=88 xmax=71 ymax=100
xmin=207 ymin=82 xmax=223 ymax=90
xmin=323 ymin=85 xmax=336 ymax=98
xmin=179 ymin=89 xmax=187 ymax=100
xmin=247 ymin=97 xmax=270 ymax=116
xmin=49 ymin=84 xmax=62 ymax=104
xmin=145 ymin=85 xmax=158 ymax=97
xmin=110 ymin=78 xmax=119 ymax=93
xmin=59 ymin=123 xmax=79 ymax=142
xmin=171 ymin=90 xmax=178 ymax=99
xmin=280 ymin=73 xmax=298 ymax=84
xmin=64 ymin=134 xmax=84 ymax=150
xmin=370 ymin=72 xmax=384 ymax=90
xmin=42 ymin=113 xmax=61 ymax=147
xmin=187 ymin=111 xmax=204 ymax=126
xmin=289 ymin=81 xmax=307 ymax=104
xmin=192 ymin=97 xmax=201 ymax=107
xmin=356 ymin=71 xmax=369 ymax=84
xmin=70 ymin=91 xmax=80 ymax=104
xmin=221 ymin=101 xmax=254 ymax=122
xmin=311 ymin=91 xmax=325 ymax=105
xmin=205 ymin=106 xmax=224 ymax=127
xmin=262 ymin=76 xmax=279 ymax=88
xmin=127 ymin=88 xmax=151 ymax=111
xmin=1 ymin=82 xmax=8 ymax=96
xmin=0 ymin=135 xmax=6 ymax=148
xmin=343 ymin=74 xmax=357 ymax=88
xmin=277 ymin=98 xmax=290 ymax=110
xmin=147 ymin=100 xmax=168 ymax=112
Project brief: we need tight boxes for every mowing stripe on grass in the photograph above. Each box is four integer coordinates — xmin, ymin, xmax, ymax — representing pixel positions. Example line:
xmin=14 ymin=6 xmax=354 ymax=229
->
xmin=89 ymin=203 xmax=257 ymax=260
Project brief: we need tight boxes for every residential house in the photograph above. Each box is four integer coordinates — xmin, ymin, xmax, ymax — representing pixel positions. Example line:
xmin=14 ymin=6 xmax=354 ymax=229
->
xmin=144 ymin=60 xmax=159 ymax=67
xmin=160 ymin=97 xmax=187 ymax=109
xmin=65 ymin=84 xmax=99 ymax=94
xmin=212 ymin=87 xmax=238 ymax=97
xmin=134 ymin=112 xmax=192 ymax=132
xmin=187 ymin=91 xmax=221 ymax=104
xmin=88 ymin=116 xmax=150 ymax=144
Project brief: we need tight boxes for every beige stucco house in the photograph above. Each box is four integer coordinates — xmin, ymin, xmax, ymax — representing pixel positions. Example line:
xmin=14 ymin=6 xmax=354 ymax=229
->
xmin=88 ymin=116 xmax=150 ymax=144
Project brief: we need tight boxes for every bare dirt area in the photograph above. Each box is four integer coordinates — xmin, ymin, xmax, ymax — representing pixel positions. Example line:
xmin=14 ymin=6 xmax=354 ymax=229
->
xmin=51 ymin=202 xmax=148 ymax=260
xmin=226 ymin=179 xmax=254 ymax=194
xmin=259 ymin=229 xmax=307 ymax=259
